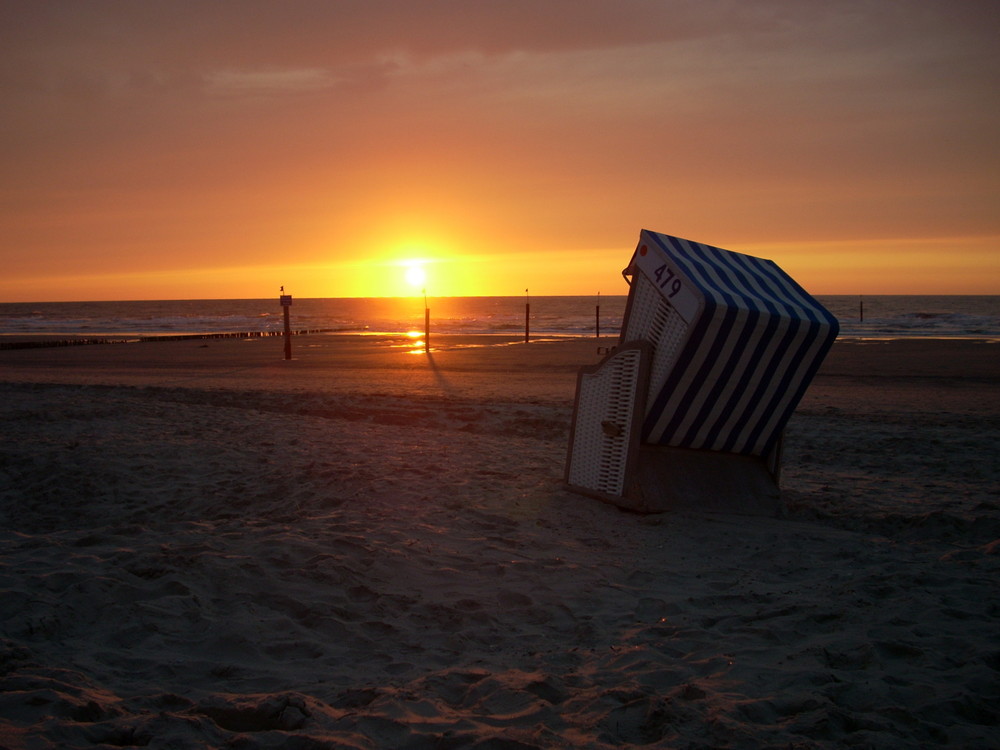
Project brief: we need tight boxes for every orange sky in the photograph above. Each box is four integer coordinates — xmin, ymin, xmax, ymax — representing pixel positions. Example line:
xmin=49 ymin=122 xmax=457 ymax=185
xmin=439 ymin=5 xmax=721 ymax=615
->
xmin=1 ymin=1 xmax=998 ymax=301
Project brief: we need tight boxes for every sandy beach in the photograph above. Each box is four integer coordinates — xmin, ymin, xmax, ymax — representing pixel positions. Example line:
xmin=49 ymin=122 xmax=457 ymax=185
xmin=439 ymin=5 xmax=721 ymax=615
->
xmin=1 ymin=335 xmax=997 ymax=748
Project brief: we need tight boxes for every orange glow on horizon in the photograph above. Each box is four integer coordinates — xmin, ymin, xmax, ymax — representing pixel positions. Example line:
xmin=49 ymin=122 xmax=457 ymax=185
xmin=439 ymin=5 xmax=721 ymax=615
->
xmin=1 ymin=234 xmax=997 ymax=302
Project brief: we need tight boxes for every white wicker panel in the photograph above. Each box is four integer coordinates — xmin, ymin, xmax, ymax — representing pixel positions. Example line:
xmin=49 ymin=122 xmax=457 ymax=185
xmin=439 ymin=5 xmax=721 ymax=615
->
xmin=568 ymin=347 xmax=644 ymax=497
xmin=647 ymin=304 xmax=687 ymax=410
xmin=622 ymin=274 xmax=689 ymax=414
xmin=623 ymin=274 xmax=663 ymax=342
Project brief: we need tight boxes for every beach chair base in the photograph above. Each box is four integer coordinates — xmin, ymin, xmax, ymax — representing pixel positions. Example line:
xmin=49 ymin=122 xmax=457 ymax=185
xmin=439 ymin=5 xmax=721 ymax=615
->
xmin=568 ymin=443 xmax=781 ymax=516
xmin=620 ymin=444 xmax=781 ymax=516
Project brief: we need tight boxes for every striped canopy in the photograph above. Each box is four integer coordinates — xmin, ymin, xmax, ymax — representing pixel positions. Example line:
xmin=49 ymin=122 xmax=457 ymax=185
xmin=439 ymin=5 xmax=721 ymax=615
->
xmin=620 ymin=230 xmax=838 ymax=458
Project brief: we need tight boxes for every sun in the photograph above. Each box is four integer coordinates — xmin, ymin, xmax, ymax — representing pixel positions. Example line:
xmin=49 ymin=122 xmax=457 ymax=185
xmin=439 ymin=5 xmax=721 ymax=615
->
xmin=404 ymin=263 xmax=427 ymax=289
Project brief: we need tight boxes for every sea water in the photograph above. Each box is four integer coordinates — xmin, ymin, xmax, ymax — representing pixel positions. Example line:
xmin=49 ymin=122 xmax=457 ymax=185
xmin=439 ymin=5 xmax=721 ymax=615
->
xmin=1 ymin=295 xmax=998 ymax=340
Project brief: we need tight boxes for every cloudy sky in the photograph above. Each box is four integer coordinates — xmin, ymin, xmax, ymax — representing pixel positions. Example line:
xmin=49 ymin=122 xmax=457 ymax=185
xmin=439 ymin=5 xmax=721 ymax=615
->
xmin=1 ymin=0 xmax=997 ymax=300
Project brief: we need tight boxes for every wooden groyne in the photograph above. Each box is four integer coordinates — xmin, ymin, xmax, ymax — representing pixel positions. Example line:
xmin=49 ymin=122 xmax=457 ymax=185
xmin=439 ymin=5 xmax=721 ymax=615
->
xmin=0 ymin=329 xmax=343 ymax=351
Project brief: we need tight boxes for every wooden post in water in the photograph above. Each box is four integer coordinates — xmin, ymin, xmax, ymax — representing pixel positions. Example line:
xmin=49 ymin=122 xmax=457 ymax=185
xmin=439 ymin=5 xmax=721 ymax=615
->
xmin=524 ymin=288 xmax=530 ymax=343
xmin=860 ymin=295 xmax=864 ymax=322
xmin=280 ymin=289 xmax=293 ymax=360
xmin=596 ymin=292 xmax=601 ymax=338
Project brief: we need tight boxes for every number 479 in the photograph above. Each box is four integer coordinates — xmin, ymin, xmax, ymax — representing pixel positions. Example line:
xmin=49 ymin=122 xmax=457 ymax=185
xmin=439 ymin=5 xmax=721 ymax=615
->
xmin=654 ymin=264 xmax=682 ymax=297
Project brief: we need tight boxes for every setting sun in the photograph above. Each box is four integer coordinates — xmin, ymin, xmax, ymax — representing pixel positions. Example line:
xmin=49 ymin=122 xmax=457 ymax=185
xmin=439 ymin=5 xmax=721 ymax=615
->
xmin=404 ymin=263 xmax=427 ymax=289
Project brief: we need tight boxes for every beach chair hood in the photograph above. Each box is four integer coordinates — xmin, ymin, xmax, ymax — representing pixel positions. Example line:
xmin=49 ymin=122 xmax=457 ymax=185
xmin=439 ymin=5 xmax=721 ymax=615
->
xmin=621 ymin=229 xmax=839 ymax=458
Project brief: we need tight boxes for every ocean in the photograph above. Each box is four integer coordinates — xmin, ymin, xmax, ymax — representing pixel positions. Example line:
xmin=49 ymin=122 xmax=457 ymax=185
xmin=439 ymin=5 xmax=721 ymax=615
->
xmin=1 ymin=295 xmax=998 ymax=341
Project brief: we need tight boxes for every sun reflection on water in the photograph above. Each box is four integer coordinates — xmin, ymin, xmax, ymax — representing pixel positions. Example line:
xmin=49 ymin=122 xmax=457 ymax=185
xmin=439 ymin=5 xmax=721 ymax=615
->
xmin=405 ymin=329 xmax=428 ymax=354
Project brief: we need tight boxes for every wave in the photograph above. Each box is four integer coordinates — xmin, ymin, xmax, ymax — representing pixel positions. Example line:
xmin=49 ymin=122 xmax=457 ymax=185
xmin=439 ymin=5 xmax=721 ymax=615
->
xmin=1 ymin=296 xmax=997 ymax=339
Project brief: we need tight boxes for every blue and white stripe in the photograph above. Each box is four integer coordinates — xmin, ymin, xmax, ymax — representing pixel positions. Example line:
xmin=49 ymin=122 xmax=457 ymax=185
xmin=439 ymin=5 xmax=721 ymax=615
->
xmin=630 ymin=230 xmax=838 ymax=458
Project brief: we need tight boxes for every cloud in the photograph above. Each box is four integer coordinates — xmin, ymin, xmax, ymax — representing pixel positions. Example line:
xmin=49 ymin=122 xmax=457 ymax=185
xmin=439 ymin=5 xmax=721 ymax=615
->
xmin=204 ymin=68 xmax=338 ymax=96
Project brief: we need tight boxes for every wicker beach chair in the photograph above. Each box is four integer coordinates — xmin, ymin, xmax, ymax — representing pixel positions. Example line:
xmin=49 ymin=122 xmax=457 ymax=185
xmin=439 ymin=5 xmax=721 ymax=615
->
xmin=565 ymin=230 xmax=839 ymax=514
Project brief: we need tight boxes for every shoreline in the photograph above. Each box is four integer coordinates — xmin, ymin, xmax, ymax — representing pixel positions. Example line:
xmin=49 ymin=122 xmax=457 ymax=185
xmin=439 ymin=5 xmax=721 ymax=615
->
xmin=3 ymin=330 xmax=999 ymax=342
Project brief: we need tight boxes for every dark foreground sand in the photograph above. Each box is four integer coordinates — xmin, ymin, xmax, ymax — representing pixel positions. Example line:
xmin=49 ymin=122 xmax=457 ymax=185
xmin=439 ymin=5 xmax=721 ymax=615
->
xmin=1 ymin=336 xmax=998 ymax=748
